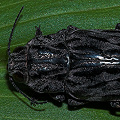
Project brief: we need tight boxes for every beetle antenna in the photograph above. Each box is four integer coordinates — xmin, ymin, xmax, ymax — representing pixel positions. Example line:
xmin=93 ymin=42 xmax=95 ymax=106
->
xmin=9 ymin=76 xmax=47 ymax=105
xmin=8 ymin=6 xmax=24 ymax=56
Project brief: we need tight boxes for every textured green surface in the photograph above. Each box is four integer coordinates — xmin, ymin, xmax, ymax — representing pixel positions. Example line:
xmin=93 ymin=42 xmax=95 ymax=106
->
xmin=0 ymin=0 xmax=120 ymax=119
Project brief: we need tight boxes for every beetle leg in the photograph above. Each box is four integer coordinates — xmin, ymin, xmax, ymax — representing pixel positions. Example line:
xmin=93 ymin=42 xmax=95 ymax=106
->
xmin=68 ymin=99 xmax=85 ymax=106
xmin=115 ymin=23 xmax=120 ymax=30
xmin=35 ymin=25 xmax=42 ymax=37
xmin=9 ymin=76 xmax=47 ymax=106
xmin=49 ymin=93 xmax=65 ymax=102
xmin=110 ymin=101 xmax=120 ymax=108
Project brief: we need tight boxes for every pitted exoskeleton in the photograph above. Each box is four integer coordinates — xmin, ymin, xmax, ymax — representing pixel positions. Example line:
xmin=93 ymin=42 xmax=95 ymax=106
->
xmin=8 ymin=7 xmax=120 ymax=108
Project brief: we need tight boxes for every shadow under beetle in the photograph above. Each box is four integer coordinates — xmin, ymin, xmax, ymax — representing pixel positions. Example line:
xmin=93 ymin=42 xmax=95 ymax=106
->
xmin=8 ymin=7 xmax=120 ymax=108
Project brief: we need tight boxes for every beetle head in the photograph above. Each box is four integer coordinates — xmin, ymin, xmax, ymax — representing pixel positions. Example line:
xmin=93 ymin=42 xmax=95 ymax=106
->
xmin=7 ymin=6 xmax=47 ymax=105
xmin=8 ymin=46 xmax=28 ymax=83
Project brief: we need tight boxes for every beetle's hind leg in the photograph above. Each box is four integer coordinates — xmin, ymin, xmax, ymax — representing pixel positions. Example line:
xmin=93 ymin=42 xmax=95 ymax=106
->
xmin=35 ymin=25 xmax=42 ymax=37
xmin=115 ymin=23 xmax=120 ymax=30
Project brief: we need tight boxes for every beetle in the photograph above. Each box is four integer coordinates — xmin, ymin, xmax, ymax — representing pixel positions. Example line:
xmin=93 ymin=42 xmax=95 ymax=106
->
xmin=8 ymin=6 xmax=120 ymax=108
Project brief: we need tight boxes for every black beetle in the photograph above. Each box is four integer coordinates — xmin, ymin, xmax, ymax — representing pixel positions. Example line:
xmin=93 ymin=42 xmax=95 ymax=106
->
xmin=8 ymin=7 xmax=120 ymax=108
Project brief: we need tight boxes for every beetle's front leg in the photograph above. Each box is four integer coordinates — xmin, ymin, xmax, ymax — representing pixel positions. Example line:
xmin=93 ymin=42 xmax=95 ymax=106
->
xmin=115 ymin=23 xmax=120 ymax=30
xmin=35 ymin=25 xmax=42 ymax=37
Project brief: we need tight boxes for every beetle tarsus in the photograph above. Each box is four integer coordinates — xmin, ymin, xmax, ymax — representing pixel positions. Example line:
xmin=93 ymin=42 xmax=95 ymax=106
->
xmin=110 ymin=101 xmax=120 ymax=108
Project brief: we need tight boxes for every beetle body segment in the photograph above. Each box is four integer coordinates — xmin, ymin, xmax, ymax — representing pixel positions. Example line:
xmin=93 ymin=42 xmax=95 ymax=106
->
xmin=26 ymin=34 xmax=69 ymax=93
xmin=65 ymin=26 xmax=120 ymax=103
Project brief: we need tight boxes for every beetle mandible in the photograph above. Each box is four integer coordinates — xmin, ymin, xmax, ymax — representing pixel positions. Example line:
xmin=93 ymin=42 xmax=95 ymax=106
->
xmin=8 ymin=7 xmax=120 ymax=108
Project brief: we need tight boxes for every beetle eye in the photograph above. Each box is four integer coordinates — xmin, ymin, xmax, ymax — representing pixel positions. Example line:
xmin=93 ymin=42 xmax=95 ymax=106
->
xmin=12 ymin=72 xmax=24 ymax=83
xmin=13 ymin=46 xmax=25 ymax=53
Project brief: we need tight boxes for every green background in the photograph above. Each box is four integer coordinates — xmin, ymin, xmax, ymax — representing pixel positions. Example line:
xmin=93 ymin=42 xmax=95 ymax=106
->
xmin=0 ymin=0 xmax=120 ymax=119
